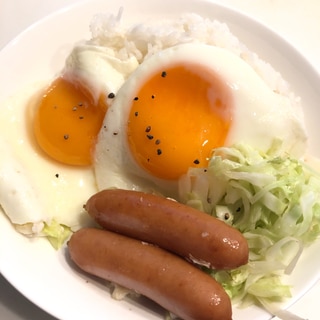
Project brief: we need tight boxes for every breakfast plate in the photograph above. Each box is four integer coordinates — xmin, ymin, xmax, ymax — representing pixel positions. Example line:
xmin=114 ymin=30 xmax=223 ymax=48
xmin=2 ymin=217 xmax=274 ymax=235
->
xmin=1 ymin=0 xmax=320 ymax=319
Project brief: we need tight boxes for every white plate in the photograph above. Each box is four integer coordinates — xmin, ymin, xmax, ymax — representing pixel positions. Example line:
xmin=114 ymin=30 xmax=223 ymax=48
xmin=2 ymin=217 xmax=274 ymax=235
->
xmin=1 ymin=0 xmax=320 ymax=319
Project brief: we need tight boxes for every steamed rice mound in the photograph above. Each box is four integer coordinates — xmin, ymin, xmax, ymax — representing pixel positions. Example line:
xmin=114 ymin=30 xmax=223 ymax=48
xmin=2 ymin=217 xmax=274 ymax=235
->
xmin=88 ymin=10 xmax=299 ymax=104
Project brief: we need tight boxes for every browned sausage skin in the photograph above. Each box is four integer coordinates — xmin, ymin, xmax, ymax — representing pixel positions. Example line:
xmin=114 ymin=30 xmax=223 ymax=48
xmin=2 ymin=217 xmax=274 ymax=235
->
xmin=85 ymin=189 xmax=248 ymax=269
xmin=68 ymin=228 xmax=232 ymax=320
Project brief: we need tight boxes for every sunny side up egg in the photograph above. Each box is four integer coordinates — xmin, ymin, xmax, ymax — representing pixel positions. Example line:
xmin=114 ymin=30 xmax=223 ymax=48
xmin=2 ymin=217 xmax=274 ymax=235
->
xmin=34 ymin=45 xmax=139 ymax=166
xmin=94 ymin=43 xmax=307 ymax=198
xmin=0 ymin=44 xmax=138 ymax=236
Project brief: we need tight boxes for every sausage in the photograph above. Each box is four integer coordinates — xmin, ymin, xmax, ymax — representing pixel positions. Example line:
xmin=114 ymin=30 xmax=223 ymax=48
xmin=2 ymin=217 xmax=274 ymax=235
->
xmin=68 ymin=227 xmax=232 ymax=320
xmin=85 ymin=189 xmax=248 ymax=269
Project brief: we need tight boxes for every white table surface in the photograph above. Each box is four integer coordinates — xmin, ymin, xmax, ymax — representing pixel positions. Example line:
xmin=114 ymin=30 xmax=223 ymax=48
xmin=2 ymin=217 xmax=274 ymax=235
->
xmin=1 ymin=0 xmax=320 ymax=319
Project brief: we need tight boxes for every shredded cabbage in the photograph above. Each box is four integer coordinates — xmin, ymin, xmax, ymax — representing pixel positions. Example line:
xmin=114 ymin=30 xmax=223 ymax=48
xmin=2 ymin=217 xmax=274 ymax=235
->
xmin=42 ymin=220 xmax=72 ymax=250
xmin=179 ymin=140 xmax=320 ymax=312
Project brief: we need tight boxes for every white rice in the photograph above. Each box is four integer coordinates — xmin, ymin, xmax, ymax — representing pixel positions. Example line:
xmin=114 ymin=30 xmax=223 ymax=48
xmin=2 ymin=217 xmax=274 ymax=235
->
xmin=88 ymin=9 xmax=298 ymax=103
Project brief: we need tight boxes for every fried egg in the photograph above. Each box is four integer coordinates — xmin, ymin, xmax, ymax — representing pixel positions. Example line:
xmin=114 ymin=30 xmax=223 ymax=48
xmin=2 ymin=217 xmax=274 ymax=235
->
xmin=0 ymin=82 xmax=98 ymax=235
xmin=0 ymin=43 xmax=138 ymax=235
xmin=33 ymin=44 xmax=138 ymax=166
xmin=94 ymin=43 xmax=307 ymax=198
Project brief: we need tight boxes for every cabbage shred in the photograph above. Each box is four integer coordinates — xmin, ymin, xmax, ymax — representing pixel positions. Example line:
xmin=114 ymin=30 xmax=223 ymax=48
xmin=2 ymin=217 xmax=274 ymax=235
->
xmin=179 ymin=140 xmax=320 ymax=310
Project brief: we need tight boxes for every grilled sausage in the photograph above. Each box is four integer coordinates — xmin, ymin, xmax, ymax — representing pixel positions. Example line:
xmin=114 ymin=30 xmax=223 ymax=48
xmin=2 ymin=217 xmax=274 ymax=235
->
xmin=85 ymin=189 xmax=248 ymax=269
xmin=68 ymin=227 xmax=232 ymax=320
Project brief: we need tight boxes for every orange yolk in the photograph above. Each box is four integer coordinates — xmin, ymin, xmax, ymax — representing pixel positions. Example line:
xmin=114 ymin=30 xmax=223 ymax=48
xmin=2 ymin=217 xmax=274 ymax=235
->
xmin=33 ymin=76 xmax=108 ymax=166
xmin=127 ymin=64 xmax=233 ymax=180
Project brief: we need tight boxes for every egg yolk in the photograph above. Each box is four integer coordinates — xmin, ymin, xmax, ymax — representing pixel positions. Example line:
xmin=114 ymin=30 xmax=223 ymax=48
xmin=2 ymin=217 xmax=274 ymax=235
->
xmin=33 ymin=76 xmax=107 ymax=165
xmin=127 ymin=64 xmax=233 ymax=180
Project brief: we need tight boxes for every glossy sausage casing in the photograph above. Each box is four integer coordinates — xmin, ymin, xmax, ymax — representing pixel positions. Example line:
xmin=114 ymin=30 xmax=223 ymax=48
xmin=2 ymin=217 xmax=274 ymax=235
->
xmin=68 ymin=228 xmax=232 ymax=320
xmin=85 ymin=189 xmax=248 ymax=269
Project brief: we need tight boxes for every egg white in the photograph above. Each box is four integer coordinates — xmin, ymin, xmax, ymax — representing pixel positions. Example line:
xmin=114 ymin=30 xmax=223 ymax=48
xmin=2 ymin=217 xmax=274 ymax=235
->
xmin=64 ymin=43 xmax=139 ymax=102
xmin=94 ymin=43 xmax=308 ymax=198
